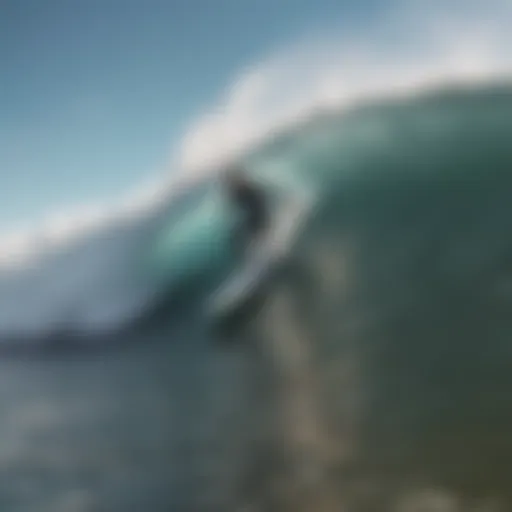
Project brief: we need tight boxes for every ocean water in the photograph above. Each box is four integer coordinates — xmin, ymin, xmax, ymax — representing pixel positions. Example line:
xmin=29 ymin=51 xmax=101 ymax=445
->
xmin=1 ymin=83 xmax=512 ymax=510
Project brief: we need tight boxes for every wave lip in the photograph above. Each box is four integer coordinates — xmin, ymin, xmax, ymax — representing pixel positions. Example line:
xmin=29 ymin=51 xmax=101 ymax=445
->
xmin=179 ymin=0 xmax=512 ymax=174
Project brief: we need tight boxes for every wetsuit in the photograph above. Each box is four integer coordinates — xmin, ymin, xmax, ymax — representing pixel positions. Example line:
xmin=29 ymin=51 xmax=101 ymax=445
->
xmin=227 ymin=179 xmax=268 ymax=248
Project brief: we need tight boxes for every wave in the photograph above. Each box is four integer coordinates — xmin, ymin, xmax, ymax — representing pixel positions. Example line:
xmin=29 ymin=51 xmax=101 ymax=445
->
xmin=0 ymin=81 xmax=510 ymax=351
xmin=1 ymin=0 xmax=511 ymax=349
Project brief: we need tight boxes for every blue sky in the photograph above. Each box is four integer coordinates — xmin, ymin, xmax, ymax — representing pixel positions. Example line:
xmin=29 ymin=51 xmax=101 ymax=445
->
xmin=1 ymin=0 xmax=384 ymax=228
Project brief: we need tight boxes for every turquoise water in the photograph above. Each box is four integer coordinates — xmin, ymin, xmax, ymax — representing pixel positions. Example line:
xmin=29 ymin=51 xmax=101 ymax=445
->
xmin=148 ymin=84 xmax=512 ymax=310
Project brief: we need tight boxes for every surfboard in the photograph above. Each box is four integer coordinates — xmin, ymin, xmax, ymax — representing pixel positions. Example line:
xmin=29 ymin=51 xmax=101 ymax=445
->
xmin=206 ymin=194 xmax=311 ymax=325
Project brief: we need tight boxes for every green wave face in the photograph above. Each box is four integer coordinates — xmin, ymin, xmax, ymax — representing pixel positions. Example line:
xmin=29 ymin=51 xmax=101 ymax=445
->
xmin=149 ymin=84 xmax=512 ymax=301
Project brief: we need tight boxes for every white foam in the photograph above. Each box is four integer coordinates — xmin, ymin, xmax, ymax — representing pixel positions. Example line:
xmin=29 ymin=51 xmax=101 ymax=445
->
xmin=0 ymin=174 xmax=177 ymax=271
xmin=179 ymin=0 xmax=512 ymax=173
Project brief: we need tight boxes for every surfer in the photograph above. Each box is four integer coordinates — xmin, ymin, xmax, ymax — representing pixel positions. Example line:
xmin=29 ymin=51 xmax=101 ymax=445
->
xmin=223 ymin=165 xmax=269 ymax=255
